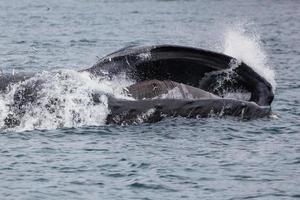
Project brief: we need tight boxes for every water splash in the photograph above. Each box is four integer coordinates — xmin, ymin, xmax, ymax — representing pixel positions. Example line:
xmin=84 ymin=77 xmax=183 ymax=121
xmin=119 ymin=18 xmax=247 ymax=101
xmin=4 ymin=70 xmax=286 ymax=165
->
xmin=222 ymin=27 xmax=276 ymax=90
xmin=0 ymin=70 xmax=133 ymax=132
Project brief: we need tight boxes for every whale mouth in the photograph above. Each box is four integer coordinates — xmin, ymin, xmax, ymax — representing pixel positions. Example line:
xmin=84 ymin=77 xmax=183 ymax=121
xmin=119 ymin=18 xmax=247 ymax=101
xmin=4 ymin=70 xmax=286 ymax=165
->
xmin=0 ymin=45 xmax=274 ymax=131
xmin=88 ymin=44 xmax=274 ymax=125
xmin=88 ymin=44 xmax=274 ymax=106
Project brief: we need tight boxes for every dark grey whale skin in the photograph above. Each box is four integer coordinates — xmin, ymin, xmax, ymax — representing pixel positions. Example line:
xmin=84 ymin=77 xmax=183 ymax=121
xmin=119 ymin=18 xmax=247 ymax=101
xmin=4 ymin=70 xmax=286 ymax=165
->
xmin=104 ymin=97 xmax=271 ymax=125
xmin=87 ymin=45 xmax=274 ymax=106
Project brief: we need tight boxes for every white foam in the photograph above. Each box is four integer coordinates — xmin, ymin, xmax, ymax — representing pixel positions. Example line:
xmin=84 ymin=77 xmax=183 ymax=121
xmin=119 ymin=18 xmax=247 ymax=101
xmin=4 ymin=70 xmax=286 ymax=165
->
xmin=134 ymin=108 xmax=156 ymax=124
xmin=0 ymin=70 xmax=134 ymax=132
xmin=222 ymin=27 xmax=276 ymax=89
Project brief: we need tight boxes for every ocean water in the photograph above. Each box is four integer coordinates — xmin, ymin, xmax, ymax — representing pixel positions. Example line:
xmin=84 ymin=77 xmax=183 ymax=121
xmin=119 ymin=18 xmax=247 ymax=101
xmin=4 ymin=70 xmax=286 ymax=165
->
xmin=0 ymin=0 xmax=299 ymax=199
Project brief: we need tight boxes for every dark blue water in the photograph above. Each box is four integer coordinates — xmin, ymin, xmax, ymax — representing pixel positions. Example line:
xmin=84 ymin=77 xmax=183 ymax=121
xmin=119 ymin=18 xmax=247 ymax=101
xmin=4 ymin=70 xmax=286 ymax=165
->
xmin=0 ymin=0 xmax=299 ymax=199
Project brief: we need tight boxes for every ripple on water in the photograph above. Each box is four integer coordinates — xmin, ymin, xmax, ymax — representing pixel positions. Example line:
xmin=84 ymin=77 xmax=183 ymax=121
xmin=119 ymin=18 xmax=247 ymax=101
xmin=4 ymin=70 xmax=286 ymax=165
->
xmin=0 ymin=0 xmax=300 ymax=199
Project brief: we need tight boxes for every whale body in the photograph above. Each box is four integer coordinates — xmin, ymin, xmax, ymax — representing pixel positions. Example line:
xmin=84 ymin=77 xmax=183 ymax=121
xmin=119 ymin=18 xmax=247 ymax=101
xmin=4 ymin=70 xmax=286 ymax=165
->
xmin=0 ymin=45 xmax=274 ymax=127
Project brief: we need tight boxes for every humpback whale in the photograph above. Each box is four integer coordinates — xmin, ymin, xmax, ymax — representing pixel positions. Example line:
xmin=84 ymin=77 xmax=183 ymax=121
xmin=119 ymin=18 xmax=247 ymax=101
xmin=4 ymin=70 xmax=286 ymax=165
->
xmin=0 ymin=45 xmax=274 ymax=127
xmin=87 ymin=45 xmax=273 ymax=124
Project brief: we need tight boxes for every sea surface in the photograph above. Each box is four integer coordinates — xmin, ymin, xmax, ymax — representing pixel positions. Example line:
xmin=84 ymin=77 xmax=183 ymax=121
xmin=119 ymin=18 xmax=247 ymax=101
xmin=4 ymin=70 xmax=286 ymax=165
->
xmin=0 ymin=0 xmax=299 ymax=199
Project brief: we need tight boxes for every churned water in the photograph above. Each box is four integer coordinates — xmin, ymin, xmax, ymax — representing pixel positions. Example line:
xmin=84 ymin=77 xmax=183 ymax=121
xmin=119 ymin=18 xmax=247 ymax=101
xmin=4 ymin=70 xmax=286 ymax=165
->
xmin=0 ymin=0 xmax=299 ymax=199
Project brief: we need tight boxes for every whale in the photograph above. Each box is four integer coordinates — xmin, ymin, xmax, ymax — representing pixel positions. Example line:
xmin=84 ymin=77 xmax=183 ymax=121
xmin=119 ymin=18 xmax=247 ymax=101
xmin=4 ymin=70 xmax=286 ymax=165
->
xmin=0 ymin=44 xmax=274 ymax=127
xmin=86 ymin=44 xmax=274 ymax=124
xmin=86 ymin=45 xmax=274 ymax=106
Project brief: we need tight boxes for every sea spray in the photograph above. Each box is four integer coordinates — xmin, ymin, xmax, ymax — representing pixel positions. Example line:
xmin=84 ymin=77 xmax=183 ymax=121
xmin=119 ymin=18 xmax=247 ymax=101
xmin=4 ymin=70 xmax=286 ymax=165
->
xmin=222 ymin=27 xmax=276 ymax=89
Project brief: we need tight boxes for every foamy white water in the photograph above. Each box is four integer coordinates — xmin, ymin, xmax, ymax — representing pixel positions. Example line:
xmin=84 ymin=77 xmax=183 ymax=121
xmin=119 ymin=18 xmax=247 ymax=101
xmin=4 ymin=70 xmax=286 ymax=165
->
xmin=222 ymin=27 xmax=276 ymax=90
xmin=0 ymin=70 xmax=133 ymax=132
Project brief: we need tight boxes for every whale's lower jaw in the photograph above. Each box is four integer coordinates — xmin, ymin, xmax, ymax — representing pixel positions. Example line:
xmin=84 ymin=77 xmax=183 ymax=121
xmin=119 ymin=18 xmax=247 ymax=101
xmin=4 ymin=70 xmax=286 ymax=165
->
xmin=106 ymin=97 xmax=271 ymax=125
xmin=103 ymin=79 xmax=271 ymax=125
